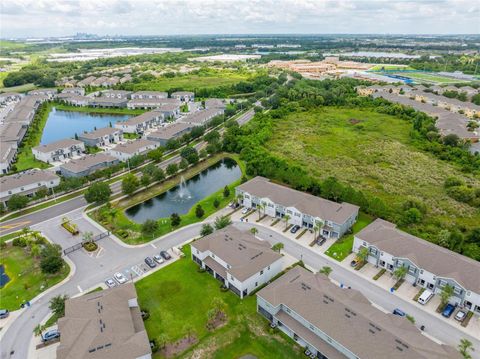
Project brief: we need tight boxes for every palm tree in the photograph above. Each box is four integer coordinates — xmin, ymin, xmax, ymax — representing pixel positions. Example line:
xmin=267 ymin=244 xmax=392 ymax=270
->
xmin=250 ymin=227 xmax=258 ymax=237
xmin=319 ymin=266 xmax=333 ymax=277
xmin=440 ymin=284 xmax=454 ymax=306
xmin=393 ymin=266 xmax=408 ymax=281
xmin=236 ymin=193 xmax=243 ymax=205
xmin=257 ymin=203 xmax=265 ymax=220
xmin=458 ymin=338 xmax=474 ymax=359
xmin=82 ymin=231 xmax=94 ymax=245
xmin=283 ymin=215 xmax=291 ymax=229
xmin=33 ymin=324 xmax=45 ymax=337
xmin=313 ymin=220 xmax=323 ymax=240
xmin=357 ymin=247 xmax=369 ymax=263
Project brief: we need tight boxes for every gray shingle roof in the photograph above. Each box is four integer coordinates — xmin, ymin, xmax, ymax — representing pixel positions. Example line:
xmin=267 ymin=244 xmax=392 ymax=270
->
xmin=0 ymin=169 xmax=59 ymax=192
xmin=356 ymin=219 xmax=480 ymax=292
xmin=258 ymin=266 xmax=461 ymax=359
xmin=32 ymin=139 xmax=83 ymax=153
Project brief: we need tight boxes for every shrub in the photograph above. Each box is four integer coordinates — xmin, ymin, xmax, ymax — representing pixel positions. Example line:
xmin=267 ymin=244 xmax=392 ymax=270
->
xmin=13 ymin=237 xmax=28 ymax=247
xmin=7 ymin=194 xmax=29 ymax=211
xmin=195 ymin=204 xmax=205 ymax=218
xmin=446 ymin=186 xmax=475 ymax=203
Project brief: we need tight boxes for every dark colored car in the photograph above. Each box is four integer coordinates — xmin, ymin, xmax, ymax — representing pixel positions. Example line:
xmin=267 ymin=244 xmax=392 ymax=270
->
xmin=160 ymin=251 xmax=171 ymax=260
xmin=317 ymin=236 xmax=327 ymax=246
xmin=290 ymin=225 xmax=301 ymax=234
xmin=350 ymin=259 xmax=359 ymax=268
xmin=0 ymin=309 xmax=9 ymax=319
xmin=144 ymin=257 xmax=156 ymax=268
xmin=393 ymin=308 xmax=406 ymax=317
xmin=442 ymin=304 xmax=456 ymax=318
xmin=42 ymin=329 xmax=60 ymax=342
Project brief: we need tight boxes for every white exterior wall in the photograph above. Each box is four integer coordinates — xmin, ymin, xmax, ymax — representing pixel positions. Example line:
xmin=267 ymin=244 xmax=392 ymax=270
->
xmin=0 ymin=176 xmax=60 ymax=201
xmin=285 ymin=206 xmax=303 ymax=226
xmin=110 ymin=143 xmax=158 ymax=161
xmin=32 ymin=143 xmax=85 ymax=163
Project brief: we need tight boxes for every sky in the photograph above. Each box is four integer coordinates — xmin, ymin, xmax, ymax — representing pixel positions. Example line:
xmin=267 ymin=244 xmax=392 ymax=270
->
xmin=1 ymin=0 xmax=479 ymax=38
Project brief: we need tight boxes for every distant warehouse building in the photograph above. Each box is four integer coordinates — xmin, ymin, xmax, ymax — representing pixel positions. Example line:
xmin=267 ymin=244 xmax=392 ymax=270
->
xmin=146 ymin=122 xmax=193 ymax=146
xmin=0 ymin=169 xmax=60 ymax=206
xmin=60 ymin=153 xmax=119 ymax=178
xmin=236 ymin=176 xmax=359 ymax=239
xmin=257 ymin=266 xmax=461 ymax=359
xmin=109 ymin=139 xmax=159 ymax=161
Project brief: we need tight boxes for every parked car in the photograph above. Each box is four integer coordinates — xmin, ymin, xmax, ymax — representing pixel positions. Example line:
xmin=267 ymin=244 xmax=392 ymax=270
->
xmin=160 ymin=251 xmax=171 ymax=260
xmin=153 ymin=255 xmax=164 ymax=264
xmin=290 ymin=225 xmax=301 ymax=234
xmin=241 ymin=207 xmax=249 ymax=214
xmin=145 ymin=257 xmax=156 ymax=268
xmin=114 ymin=272 xmax=127 ymax=284
xmin=454 ymin=310 xmax=467 ymax=322
xmin=317 ymin=236 xmax=327 ymax=246
xmin=417 ymin=290 xmax=434 ymax=305
xmin=442 ymin=303 xmax=456 ymax=318
xmin=42 ymin=329 xmax=60 ymax=342
xmin=393 ymin=308 xmax=406 ymax=317
xmin=350 ymin=259 xmax=359 ymax=268
xmin=105 ymin=278 xmax=116 ymax=288
xmin=0 ymin=309 xmax=9 ymax=319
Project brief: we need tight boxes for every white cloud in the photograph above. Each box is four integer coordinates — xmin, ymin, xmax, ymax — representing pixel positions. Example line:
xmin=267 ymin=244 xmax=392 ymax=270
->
xmin=0 ymin=0 xmax=478 ymax=38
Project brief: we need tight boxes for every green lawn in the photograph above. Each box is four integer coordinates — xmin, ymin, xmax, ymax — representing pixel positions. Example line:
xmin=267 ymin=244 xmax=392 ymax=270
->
xmin=265 ymin=107 xmax=480 ymax=234
xmin=54 ymin=103 xmax=144 ymax=116
xmin=325 ymin=212 xmax=374 ymax=261
xmin=135 ymin=246 xmax=304 ymax=359
xmin=0 ymin=83 xmax=36 ymax=93
xmin=0 ymin=246 xmax=70 ymax=310
xmin=93 ymin=154 xmax=246 ymax=245
xmin=394 ymin=72 xmax=470 ymax=84
xmin=368 ymin=64 xmax=413 ymax=71
xmin=130 ymin=70 xmax=252 ymax=92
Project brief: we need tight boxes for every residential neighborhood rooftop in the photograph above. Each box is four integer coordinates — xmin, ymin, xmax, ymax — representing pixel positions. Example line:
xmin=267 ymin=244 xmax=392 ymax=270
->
xmin=111 ymin=139 xmax=157 ymax=154
xmin=355 ymin=218 xmax=480 ymax=292
xmin=60 ymin=153 xmax=118 ymax=174
xmin=191 ymin=226 xmax=282 ymax=281
xmin=32 ymin=138 xmax=83 ymax=153
xmin=147 ymin=122 xmax=192 ymax=140
xmin=0 ymin=169 xmax=59 ymax=192
xmin=257 ymin=266 xmax=461 ymax=359
xmin=79 ymin=127 xmax=121 ymax=139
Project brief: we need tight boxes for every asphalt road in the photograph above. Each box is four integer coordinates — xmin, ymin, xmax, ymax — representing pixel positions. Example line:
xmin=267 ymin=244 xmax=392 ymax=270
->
xmin=0 ymin=109 xmax=255 ymax=237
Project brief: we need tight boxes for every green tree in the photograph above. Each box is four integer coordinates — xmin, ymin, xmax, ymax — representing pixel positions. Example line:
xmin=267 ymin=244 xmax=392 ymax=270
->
xmin=84 ymin=182 xmax=112 ymax=203
xmin=170 ymin=213 xmax=181 ymax=227
xmin=49 ymin=294 xmax=68 ymax=318
xmin=142 ymin=219 xmax=159 ymax=237
xmin=393 ymin=266 xmax=408 ymax=281
xmin=223 ymin=185 xmax=230 ymax=198
xmin=213 ymin=197 xmax=220 ymax=208
xmin=257 ymin=203 xmax=265 ymax=220
xmin=122 ymin=174 xmax=140 ymax=196
xmin=440 ymin=284 xmax=454 ymax=306
xmin=147 ymin=148 xmax=163 ymax=162
xmin=195 ymin=204 xmax=205 ymax=218
xmin=7 ymin=194 xmax=29 ymax=211
xmin=82 ymin=231 xmax=94 ymax=245
xmin=166 ymin=163 xmax=178 ymax=176
xmin=250 ymin=227 xmax=258 ymax=236
xmin=200 ymin=223 xmax=214 ymax=237
xmin=458 ymin=338 xmax=474 ymax=359
xmin=40 ymin=243 xmax=64 ymax=274
xmin=179 ymin=159 xmax=188 ymax=170
xmin=402 ymin=208 xmax=422 ymax=224
xmin=283 ymin=214 xmax=291 ymax=229
xmin=357 ymin=247 xmax=369 ymax=263
xmin=271 ymin=242 xmax=284 ymax=252
xmin=214 ymin=215 xmax=232 ymax=230
xmin=141 ymin=173 xmax=151 ymax=187
xmin=153 ymin=168 xmax=165 ymax=182
xmin=319 ymin=266 xmax=333 ymax=277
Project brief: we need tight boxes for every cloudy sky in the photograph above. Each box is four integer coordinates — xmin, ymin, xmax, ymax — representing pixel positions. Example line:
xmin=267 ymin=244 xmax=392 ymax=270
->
xmin=1 ymin=0 xmax=479 ymax=38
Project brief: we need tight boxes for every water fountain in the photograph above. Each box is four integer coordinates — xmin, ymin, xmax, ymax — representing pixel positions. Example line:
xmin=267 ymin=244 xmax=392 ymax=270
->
xmin=176 ymin=176 xmax=192 ymax=201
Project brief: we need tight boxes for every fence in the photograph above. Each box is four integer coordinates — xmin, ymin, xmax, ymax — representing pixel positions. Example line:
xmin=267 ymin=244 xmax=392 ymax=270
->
xmin=63 ymin=231 xmax=109 ymax=255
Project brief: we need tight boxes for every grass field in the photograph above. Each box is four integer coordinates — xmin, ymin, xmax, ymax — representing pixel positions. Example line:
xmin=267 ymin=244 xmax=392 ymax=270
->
xmin=94 ymin=154 xmax=246 ymax=244
xmin=0 ymin=83 xmax=36 ymax=93
xmin=54 ymin=103 xmax=145 ymax=115
xmin=135 ymin=246 xmax=304 ymax=359
xmin=369 ymin=64 xmax=413 ymax=71
xmin=265 ymin=107 xmax=480 ymax=232
xmin=0 ymin=246 xmax=70 ymax=311
xmin=130 ymin=70 xmax=252 ymax=92
xmin=325 ymin=212 xmax=374 ymax=261
xmin=393 ymin=71 xmax=470 ymax=84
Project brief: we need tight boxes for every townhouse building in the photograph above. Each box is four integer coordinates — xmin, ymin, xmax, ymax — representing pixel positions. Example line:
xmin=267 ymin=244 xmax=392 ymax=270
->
xmin=78 ymin=127 xmax=123 ymax=147
xmin=0 ymin=144 xmax=17 ymax=174
xmin=60 ymin=95 xmax=90 ymax=106
xmin=0 ymin=169 xmax=60 ymax=205
xmin=353 ymin=219 xmax=480 ymax=315
xmin=60 ymin=153 xmax=119 ymax=178
xmin=205 ymin=98 xmax=227 ymax=110
xmin=109 ymin=139 xmax=159 ymax=161
xmin=131 ymin=91 xmax=168 ymax=100
xmin=236 ymin=177 xmax=359 ymax=239
xmin=88 ymin=97 xmax=128 ymax=108
xmin=191 ymin=226 xmax=284 ymax=298
xmin=102 ymin=90 xmax=132 ymax=99
xmin=32 ymin=138 xmax=85 ymax=164
xmin=114 ymin=110 xmax=163 ymax=134
xmin=257 ymin=266 xmax=461 ymax=359
xmin=61 ymin=87 xmax=85 ymax=96
xmin=171 ymin=91 xmax=195 ymax=102
xmin=76 ymin=76 xmax=97 ymax=87
xmin=28 ymin=88 xmax=57 ymax=99
xmin=0 ymin=92 xmax=22 ymax=105
xmin=146 ymin=122 xmax=193 ymax=146
xmin=179 ymin=108 xmax=224 ymax=127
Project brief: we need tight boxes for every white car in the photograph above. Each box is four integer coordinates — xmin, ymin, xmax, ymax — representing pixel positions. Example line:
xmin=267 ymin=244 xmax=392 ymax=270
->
xmin=455 ymin=310 xmax=467 ymax=322
xmin=153 ymin=255 xmax=164 ymax=264
xmin=241 ymin=208 xmax=249 ymax=214
xmin=105 ymin=278 xmax=116 ymax=288
xmin=114 ymin=272 xmax=127 ymax=284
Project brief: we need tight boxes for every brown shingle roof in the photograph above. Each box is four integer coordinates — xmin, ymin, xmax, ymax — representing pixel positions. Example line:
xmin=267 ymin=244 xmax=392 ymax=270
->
xmin=258 ymin=267 xmax=461 ymax=359
xmin=237 ymin=177 xmax=359 ymax=225
xmin=356 ymin=219 xmax=480 ymax=292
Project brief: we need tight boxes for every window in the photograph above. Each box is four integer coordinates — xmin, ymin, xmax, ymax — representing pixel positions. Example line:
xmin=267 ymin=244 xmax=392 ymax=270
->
xmin=260 ymin=270 xmax=264 ymax=275
xmin=255 ymin=282 xmax=258 ymax=287
xmin=267 ymin=266 xmax=270 ymax=270
xmin=212 ymin=254 xmax=215 ymax=258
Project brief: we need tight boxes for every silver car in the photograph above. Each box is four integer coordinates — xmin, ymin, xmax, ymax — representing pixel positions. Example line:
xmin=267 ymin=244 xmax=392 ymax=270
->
xmin=114 ymin=272 xmax=127 ymax=284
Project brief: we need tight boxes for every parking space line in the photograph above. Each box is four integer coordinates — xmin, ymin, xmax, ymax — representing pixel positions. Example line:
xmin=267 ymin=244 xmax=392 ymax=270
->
xmin=77 ymin=285 xmax=83 ymax=293
xmin=150 ymin=243 xmax=157 ymax=248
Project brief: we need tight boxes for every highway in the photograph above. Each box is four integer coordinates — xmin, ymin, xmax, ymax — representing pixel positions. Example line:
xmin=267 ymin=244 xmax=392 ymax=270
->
xmin=0 ymin=108 xmax=255 ymax=236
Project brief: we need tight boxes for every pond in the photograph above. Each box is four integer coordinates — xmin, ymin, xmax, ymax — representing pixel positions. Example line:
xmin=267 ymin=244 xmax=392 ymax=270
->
xmin=0 ymin=265 xmax=10 ymax=288
xmin=125 ymin=158 xmax=242 ymax=223
xmin=41 ymin=107 xmax=132 ymax=144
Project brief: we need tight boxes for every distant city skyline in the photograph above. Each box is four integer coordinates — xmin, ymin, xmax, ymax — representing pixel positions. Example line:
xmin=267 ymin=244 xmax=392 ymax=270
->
xmin=1 ymin=0 xmax=479 ymax=39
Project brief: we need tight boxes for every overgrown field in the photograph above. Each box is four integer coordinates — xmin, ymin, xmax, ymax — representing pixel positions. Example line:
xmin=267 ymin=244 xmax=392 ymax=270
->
xmin=265 ymin=107 xmax=480 ymax=234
